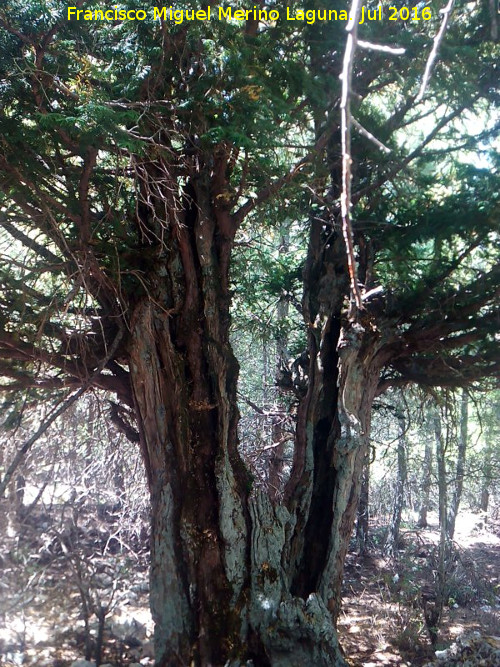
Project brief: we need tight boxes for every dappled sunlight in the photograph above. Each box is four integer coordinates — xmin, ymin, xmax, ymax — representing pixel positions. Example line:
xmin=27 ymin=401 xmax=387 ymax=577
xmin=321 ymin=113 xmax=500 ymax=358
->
xmin=0 ymin=0 xmax=497 ymax=661
xmin=453 ymin=510 xmax=500 ymax=546
xmin=338 ymin=511 xmax=500 ymax=666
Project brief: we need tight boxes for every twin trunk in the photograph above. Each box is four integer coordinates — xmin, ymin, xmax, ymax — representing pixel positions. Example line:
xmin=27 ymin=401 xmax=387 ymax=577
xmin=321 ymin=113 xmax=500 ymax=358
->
xmin=127 ymin=182 xmax=382 ymax=665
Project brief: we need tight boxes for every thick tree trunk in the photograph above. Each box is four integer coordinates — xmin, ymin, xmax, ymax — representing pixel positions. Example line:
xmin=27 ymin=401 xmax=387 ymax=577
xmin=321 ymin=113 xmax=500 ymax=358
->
xmin=130 ymin=298 xmax=353 ymax=664
xmin=282 ymin=218 xmax=385 ymax=625
xmin=126 ymin=169 xmax=384 ymax=663
xmin=128 ymin=172 xmax=253 ymax=664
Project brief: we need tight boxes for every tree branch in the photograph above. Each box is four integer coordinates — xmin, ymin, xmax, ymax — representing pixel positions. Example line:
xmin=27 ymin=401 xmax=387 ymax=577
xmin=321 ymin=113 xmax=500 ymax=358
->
xmin=0 ymin=215 xmax=62 ymax=264
xmin=416 ymin=0 xmax=456 ymax=103
xmin=231 ymin=127 xmax=332 ymax=228
xmin=340 ymin=0 xmax=365 ymax=316
xmin=0 ymin=321 xmax=126 ymax=498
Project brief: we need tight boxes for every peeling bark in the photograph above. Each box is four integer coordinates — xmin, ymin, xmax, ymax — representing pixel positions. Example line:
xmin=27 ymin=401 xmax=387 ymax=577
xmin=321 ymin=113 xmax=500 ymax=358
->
xmin=124 ymin=176 xmax=385 ymax=664
xmin=124 ymin=146 xmax=389 ymax=664
xmin=128 ymin=170 xmax=253 ymax=664
xmin=248 ymin=493 xmax=344 ymax=665
xmin=282 ymin=217 xmax=387 ymax=626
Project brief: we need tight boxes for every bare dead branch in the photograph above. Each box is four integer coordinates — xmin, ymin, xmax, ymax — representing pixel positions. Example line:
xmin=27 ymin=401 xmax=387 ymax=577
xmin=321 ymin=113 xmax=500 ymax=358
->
xmin=358 ymin=40 xmax=405 ymax=55
xmin=415 ymin=0 xmax=456 ymax=103
xmin=340 ymin=0 xmax=365 ymax=316
xmin=352 ymin=118 xmax=392 ymax=154
xmin=0 ymin=322 xmax=125 ymax=498
xmin=0 ymin=386 xmax=87 ymax=498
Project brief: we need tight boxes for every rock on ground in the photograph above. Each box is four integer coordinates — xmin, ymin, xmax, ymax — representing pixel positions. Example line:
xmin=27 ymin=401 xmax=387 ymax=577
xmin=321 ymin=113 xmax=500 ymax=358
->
xmin=424 ymin=633 xmax=500 ymax=666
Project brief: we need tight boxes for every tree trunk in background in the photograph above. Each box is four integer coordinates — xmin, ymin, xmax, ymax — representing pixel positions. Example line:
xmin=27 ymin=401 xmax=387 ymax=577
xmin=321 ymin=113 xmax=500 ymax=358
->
xmin=427 ymin=404 xmax=449 ymax=645
xmin=480 ymin=485 xmax=490 ymax=514
xmin=417 ymin=437 xmax=433 ymax=528
xmin=268 ymin=227 xmax=290 ymax=502
xmin=480 ymin=447 xmax=492 ymax=515
xmin=356 ymin=460 xmax=370 ymax=555
xmin=447 ymin=389 xmax=468 ymax=540
xmin=386 ymin=411 xmax=407 ymax=555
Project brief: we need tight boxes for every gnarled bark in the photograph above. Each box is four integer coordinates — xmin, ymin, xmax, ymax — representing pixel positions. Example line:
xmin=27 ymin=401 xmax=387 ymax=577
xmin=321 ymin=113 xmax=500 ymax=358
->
xmin=128 ymin=170 xmax=251 ymax=664
xmin=125 ymin=171 xmax=385 ymax=664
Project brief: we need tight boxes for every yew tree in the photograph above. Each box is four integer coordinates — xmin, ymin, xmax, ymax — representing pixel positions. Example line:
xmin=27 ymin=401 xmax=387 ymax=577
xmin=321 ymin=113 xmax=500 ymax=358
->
xmin=0 ymin=1 xmax=498 ymax=665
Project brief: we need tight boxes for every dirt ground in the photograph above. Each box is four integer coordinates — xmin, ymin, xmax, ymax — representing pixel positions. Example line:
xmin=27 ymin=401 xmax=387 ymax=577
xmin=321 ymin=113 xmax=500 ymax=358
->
xmin=1 ymin=509 xmax=498 ymax=665
xmin=338 ymin=511 xmax=500 ymax=666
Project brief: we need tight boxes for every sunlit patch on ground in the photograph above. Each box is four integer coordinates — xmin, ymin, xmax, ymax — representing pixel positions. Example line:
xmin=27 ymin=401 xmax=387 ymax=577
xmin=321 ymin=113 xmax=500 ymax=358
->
xmin=338 ymin=511 xmax=500 ymax=666
xmin=1 ymin=505 xmax=498 ymax=665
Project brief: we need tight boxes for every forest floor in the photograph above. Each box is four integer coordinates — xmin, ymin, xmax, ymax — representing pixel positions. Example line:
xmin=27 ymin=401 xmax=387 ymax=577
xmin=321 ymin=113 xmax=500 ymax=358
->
xmin=338 ymin=511 xmax=500 ymax=666
xmin=1 ymin=508 xmax=498 ymax=665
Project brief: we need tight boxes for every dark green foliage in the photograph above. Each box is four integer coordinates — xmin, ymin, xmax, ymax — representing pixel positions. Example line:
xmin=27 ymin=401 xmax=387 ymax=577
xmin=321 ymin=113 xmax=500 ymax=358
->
xmin=0 ymin=0 xmax=497 ymax=401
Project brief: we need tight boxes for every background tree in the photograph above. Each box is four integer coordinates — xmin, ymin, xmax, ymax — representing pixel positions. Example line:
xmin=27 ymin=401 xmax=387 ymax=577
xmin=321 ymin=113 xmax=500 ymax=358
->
xmin=0 ymin=1 xmax=498 ymax=665
xmin=475 ymin=391 xmax=500 ymax=515
xmin=385 ymin=406 xmax=408 ymax=555
xmin=417 ymin=435 xmax=433 ymax=529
